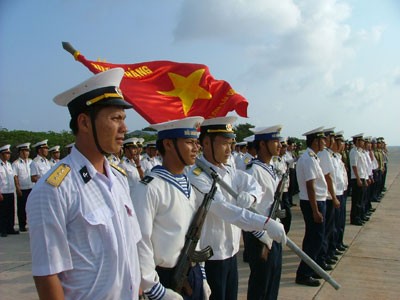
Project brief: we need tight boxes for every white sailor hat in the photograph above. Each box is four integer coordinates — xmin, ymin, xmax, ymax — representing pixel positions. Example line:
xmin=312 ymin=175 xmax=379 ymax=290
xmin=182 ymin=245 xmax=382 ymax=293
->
xmin=371 ymin=137 xmax=377 ymax=143
xmin=136 ymin=138 xmax=145 ymax=147
xmin=151 ymin=116 xmax=204 ymax=140
xmin=65 ymin=142 xmax=75 ymax=149
xmin=252 ymin=125 xmax=282 ymax=141
xmin=351 ymin=133 xmax=364 ymax=140
xmin=334 ymin=131 xmax=345 ymax=141
xmin=364 ymin=136 xmax=372 ymax=142
xmin=0 ymin=144 xmax=11 ymax=153
xmin=279 ymin=137 xmax=287 ymax=145
xmin=49 ymin=145 xmax=60 ymax=152
xmin=16 ymin=142 xmax=31 ymax=150
xmin=243 ymin=135 xmax=255 ymax=143
xmin=200 ymin=116 xmax=237 ymax=138
xmin=144 ymin=140 xmax=157 ymax=147
xmin=32 ymin=140 xmax=49 ymax=149
xmin=53 ymin=68 xmax=132 ymax=117
xmin=236 ymin=141 xmax=247 ymax=147
xmin=303 ymin=126 xmax=325 ymax=138
xmin=323 ymin=127 xmax=336 ymax=136
xmin=123 ymin=137 xmax=139 ymax=148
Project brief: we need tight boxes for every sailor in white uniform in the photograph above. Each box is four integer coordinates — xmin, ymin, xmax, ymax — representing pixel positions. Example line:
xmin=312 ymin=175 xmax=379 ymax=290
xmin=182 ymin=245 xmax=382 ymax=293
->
xmin=132 ymin=116 xmax=211 ymax=300
xmin=48 ymin=145 xmax=61 ymax=167
xmin=188 ymin=117 xmax=286 ymax=300
xmin=30 ymin=140 xmax=51 ymax=182
xmin=26 ymin=68 xmax=141 ymax=300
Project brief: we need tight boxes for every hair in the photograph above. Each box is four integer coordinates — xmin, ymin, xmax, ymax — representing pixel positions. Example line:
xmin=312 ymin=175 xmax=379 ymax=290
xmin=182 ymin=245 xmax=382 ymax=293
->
xmin=306 ymin=136 xmax=315 ymax=148
xmin=156 ymin=139 xmax=166 ymax=156
xmin=69 ymin=106 xmax=104 ymax=135
xmin=253 ymin=140 xmax=262 ymax=151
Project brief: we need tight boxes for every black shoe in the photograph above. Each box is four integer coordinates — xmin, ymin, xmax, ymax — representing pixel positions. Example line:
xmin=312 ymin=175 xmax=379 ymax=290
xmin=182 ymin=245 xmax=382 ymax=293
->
xmin=312 ymin=273 xmax=322 ymax=279
xmin=20 ymin=228 xmax=27 ymax=232
xmin=335 ymin=250 xmax=343 ymax=255
xmin=7 ymin=230 xmax=19 ymax=235
xmin=369 ymin=208 xmax=376 ymax=212
xmin=1 ymin=233 xmax=7 ymax=237
xmin=319 ymin=263 xmax=333 ymax=271
xmin=296 ymin=276 xmax=321 ymax=287
xmin=326 ymin=258 xmax=337 ymax=265
xmin=351 ymin=221 xmax=363 ymax=226
xmin=337 ymin=245 xmax=347 ymax=252
xmin=362 ymin=217 xmax=370 ymax=222
xmin=341 ymin=243 xmax=349 ymax=249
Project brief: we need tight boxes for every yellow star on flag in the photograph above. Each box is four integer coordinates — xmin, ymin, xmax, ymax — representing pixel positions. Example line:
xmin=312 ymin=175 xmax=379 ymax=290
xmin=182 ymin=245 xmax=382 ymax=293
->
xmin=158 ymin=69 xmax=212 ymax=115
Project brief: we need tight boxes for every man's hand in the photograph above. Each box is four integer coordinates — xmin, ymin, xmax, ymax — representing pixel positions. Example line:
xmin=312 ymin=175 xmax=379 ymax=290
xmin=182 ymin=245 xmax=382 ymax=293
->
xmin=313 ymin=210 xmax=324 ymax=223
xmin=236 ymin=191 xmax=254 ymax=208
xmin=263 ymin=218 xmax=287 ymax=244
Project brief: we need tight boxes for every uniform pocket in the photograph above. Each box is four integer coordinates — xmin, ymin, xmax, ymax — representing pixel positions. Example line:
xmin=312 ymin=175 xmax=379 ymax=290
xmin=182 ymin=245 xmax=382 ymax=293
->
xmin=83 ymin=205 xmax=114 ymax=226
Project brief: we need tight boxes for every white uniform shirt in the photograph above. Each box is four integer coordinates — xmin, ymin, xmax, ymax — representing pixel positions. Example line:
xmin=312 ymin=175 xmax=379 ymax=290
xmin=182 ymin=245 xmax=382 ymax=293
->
xmin=30 ymin=155 xmax=51 ymax=179
xmin=349 ymin=147 xmax=367 ymax=179
xmin=188 ymin=155 xmax=266 ymax=260
xmin=332 ymin=153 xmax=346 ymax=196
xmin=119 ymin=156 xmax=141 ymax=199
xmin=283 ymin=151 xmax=296 ymax=169
xmin=236 ymin=152 xmax=254 ymax=171
xmin=273 ymin=156 xmax=289 ymax=193
xmin=318 ymin=148 xmax=337 ymax=198
xmin=49 ymin=158 xmax=59 ymax=167
xmin=363 ymin=151 xmax=373 ymax=177
xmin=0 ymin=160 xmax=15 ymax=194
xmin=12 ymin=158 xmax=33 ymax=190
xmin=245 ymin=159 xmax=279 ymax=216
xmin=132 ymin=166 xmax=197 ymax=292
xmin=26 ymin=147 xmax=141 ymax=300
xmin=141 ymin=156 xmax=161 ymax=175
xmin=296 ymin=148 xmax=328 ymax=201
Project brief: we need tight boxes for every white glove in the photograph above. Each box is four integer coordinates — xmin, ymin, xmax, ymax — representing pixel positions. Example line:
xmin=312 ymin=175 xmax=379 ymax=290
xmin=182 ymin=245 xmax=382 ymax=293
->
xmin=162 ymin=288 xmax=183 ymax=300
xmin=236 ymin=191 xmax=254 ymax=208
xmin=258 ymin=231 xmax=273 ymax=250
xmin=263 ymin=218 xmax=287 ymax=244
xmin=203 ymin=279 xmax=211 ymax=300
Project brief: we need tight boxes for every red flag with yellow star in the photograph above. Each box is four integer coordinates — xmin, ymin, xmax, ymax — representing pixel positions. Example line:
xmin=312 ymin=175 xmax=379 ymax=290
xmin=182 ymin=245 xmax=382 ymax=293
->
xmin=68 ymin=48 xmax=248 ymax=124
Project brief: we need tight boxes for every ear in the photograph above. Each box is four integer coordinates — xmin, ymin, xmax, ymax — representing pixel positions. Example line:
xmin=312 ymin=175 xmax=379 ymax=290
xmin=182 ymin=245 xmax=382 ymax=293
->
xmin=77 ymin=113 xmax=91 ymax=133
xmin=163 ymin=139 xmax=174 ymax=152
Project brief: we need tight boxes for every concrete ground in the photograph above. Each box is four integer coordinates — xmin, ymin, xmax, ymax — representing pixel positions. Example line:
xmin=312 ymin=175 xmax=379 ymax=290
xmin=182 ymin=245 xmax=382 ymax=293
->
xmin=1 ymin=147 xmax=399 ymax=299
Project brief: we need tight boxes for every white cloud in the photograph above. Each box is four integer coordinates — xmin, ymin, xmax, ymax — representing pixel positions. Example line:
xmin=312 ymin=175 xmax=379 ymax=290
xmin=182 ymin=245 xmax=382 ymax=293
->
xmin=330 ymin=77 xmax=388 ymax=108
xmin=174 ymin=0 xmax=301 ymax=41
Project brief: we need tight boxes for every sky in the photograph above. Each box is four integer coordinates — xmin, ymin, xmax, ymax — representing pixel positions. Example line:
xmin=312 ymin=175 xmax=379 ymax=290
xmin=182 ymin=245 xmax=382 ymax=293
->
xmin=1 ymin=0 xmax=399 ymax=145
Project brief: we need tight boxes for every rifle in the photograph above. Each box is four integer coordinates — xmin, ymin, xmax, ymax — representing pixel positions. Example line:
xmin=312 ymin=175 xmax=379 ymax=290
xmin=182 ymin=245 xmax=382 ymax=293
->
xmin=171 ymin=173 xmax=218 ymax=294
xmin=269 ymin=163 xmax=289 ymax=220
xmin=195 ymin=158 xmax=341 ymax=290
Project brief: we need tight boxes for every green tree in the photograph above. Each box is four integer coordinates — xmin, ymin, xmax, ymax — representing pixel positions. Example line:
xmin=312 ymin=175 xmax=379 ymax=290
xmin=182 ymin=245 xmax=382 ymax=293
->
xmin=234 ymin=123 xmax=255 ymax=142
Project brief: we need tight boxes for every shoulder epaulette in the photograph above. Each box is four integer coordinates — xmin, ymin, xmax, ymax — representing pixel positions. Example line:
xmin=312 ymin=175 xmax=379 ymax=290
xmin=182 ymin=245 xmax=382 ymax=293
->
xmin=192 ymin=167 xmax=203 ymax=176
xmin=244 ymin=157 xmax=251 ymax=164
xmin=272 ymin=156 xmax=278 ymax=162
xmin=140 ymin=175 xmax=154 ymax=185
xmin=246 ymin=163 xmax=253 ymax=170
xmin=110 ymin=163 xmax=127 ymax=177
xmin=46 ymin=163 xmax=71 ymax=187
xmin=308 ymin=151 xmax=317 ymax=158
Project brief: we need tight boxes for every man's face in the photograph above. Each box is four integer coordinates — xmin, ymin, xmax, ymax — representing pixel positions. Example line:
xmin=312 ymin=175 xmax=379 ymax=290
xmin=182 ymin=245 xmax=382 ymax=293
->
xmin=124 ymin=146 xmax=137 ymax=159
xmin=19 ymin=149 xmax=30 ymax=159
xmin=205 ymin=135 xmax=233 ymax=165
xmin=280 ymin=145 xmax=287 ymax=156
xmin=317 ymin=137 xmax=326 ymax=152
xmin=174 ymin=138 xmax=200 ymax=166
xmin=266 ymin=139 xmax=280 ymax=156
xmin=0 ymin=152 xmax=11 ymax=162
xmin=52 ymin=152 xmax=60 ymax=160
xmin=39 ymin=147 xmax=49 ymax=158
xmin=148 ymin=147 xmax=157 ymax=158
xmin=94 ymin=106 xmax=127 ymax=154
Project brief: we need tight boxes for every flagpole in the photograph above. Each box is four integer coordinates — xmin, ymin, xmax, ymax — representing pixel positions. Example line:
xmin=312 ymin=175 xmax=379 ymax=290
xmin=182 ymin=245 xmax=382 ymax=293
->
xmin=195 ymin=158 xmax=341 ymax=290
